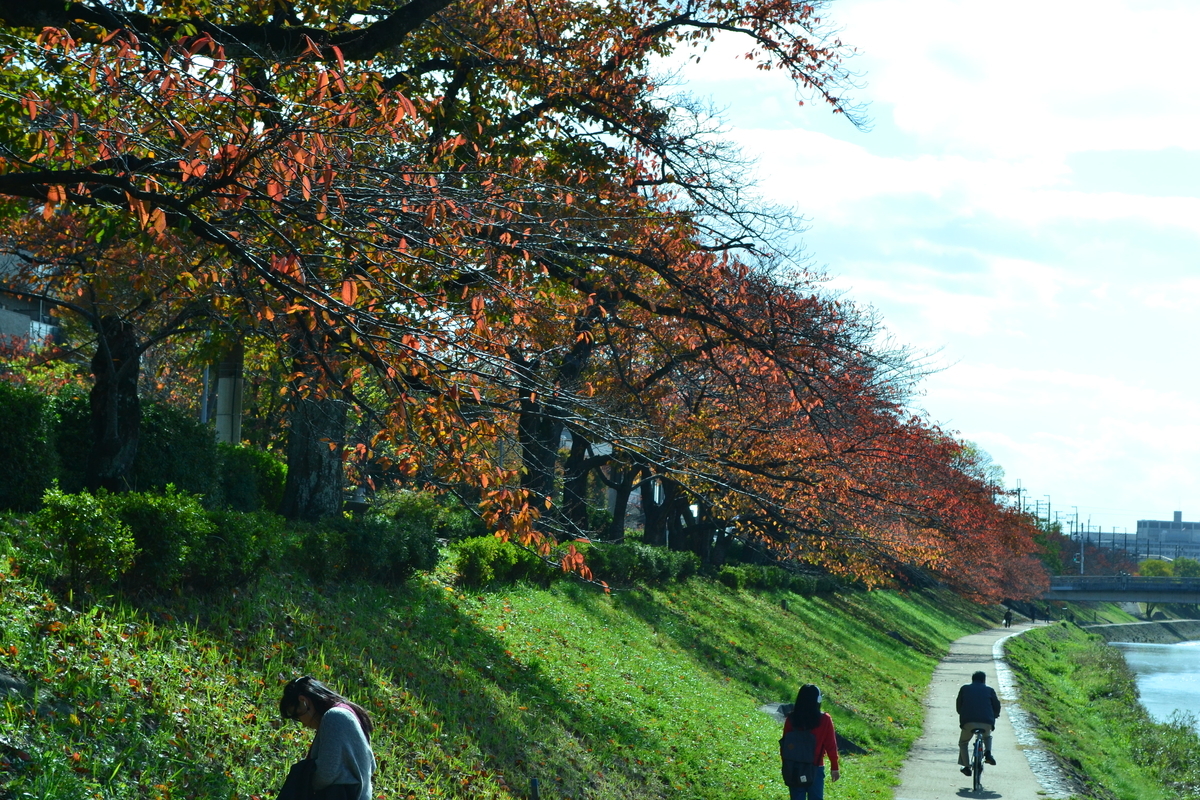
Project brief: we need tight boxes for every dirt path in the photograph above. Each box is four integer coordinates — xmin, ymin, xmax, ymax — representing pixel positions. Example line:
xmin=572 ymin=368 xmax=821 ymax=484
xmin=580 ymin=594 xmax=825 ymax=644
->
xmin=892 ymin=623 xmax=1075 ymax=800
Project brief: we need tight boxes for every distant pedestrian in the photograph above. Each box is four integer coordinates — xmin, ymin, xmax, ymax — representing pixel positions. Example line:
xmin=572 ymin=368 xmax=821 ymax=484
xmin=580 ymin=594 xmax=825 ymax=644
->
xmin=1029 ymin=608 xmax=1036 ymax=625
xmin=781 ymin=683 xmax=841 ymax=799
xmin=1002 ymin=609 xmax=1013 ymax=628
xmin=955 ymin=671 xmax=1001 ymax=776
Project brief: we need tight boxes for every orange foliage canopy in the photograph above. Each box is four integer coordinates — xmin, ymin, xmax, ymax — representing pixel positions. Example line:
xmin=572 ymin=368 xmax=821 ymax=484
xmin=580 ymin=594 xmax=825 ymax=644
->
xmin=0 ymin=0 xmax=1043 ymax=597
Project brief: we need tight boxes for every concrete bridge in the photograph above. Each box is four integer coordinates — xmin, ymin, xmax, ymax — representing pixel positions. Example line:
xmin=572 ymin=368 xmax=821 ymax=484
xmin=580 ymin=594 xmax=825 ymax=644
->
xmin=1044 ymin=575 xmax=1200 ymax=603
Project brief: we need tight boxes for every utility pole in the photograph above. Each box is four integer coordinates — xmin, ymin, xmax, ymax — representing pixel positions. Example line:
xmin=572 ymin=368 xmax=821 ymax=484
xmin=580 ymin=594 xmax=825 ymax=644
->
xmin=1044 ymin=495 xmax=1051 ymax=524
xmin=1072 ymin=506 xmax=1081 ymax=575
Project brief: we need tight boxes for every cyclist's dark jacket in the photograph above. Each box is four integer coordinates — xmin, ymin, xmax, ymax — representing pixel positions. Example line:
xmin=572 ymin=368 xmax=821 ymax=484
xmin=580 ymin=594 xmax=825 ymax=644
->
xmin=956 ymin=681 xmax=1001 ymax=726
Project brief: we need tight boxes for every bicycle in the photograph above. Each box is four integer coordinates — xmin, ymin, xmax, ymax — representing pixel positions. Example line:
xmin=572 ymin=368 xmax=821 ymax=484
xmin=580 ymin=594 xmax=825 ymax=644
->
xmin=969 ymin=727 xmax=986 ymax=792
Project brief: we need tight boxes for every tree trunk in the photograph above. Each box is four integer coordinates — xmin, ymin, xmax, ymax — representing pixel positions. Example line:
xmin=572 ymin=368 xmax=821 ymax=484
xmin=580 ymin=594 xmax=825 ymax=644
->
xmin=605 ymin=464 xmax=640 ymax=542
xmin=688 ymin=502 xmax=714 ymax=563
xmin=640 ymin=469 xmax=666 ymax=547
xmin=511 ymin=352 xmax=562 ymax=505
xmin=279 ymin=395 xmax=348 ymax=521
xmin=663 ymin=479 xmax=696 ymax=552
xmin=87 ymin=316 xmax=141 ymax=492
xmin=512 ymin=307 xmax=600 ymax=511
xmin=710 ymin=522 xmax=734 ymax=566
xmin=561 ymin=428 xmax=591 ymax=535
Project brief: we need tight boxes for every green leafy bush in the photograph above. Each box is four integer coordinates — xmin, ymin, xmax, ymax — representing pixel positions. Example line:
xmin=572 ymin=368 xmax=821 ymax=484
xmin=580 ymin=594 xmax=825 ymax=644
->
xmin=132 ymin=402 xmax=222 ymax=502
xmin=217 ymin=443 xmax=287 ymax=513
xmin=452 ymin=535 xmax=560 ymax=588
xmin=715 ymin=563 xmax=837 ymax=595
xmin=52 ymin=391 xmax=90 ymax=494
xmin=0 ymin=382 xmax=59 ymax=511
xmin=717 ymin=565 xmax=745 ymax=590
xmin=585 ymin=540 xmax=699 ymax=586
xmin=585 ymin=506 xmax=614 ymax=534
xmin=371 ymin=489 xmax=487 ymax=541
xmin=34 ymin=487 xmax=136 ymax=590
xmin=106 ymin=487 xmax=216 ymax=591
xmin=190 ymin=510 xmax=291 ymax=589
xmin=297 ymin=513 xmax=440 ymax=585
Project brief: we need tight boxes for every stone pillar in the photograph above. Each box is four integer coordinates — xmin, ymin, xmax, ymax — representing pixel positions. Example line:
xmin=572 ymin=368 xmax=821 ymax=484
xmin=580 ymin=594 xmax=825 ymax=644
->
xmin=214 ymin=340 xmax=244 ymax=444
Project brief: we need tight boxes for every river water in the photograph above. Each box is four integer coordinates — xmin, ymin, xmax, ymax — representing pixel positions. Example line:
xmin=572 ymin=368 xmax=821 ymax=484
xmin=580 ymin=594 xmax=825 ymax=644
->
xmin=1110 ymin=640 xmax=1200 ymax=728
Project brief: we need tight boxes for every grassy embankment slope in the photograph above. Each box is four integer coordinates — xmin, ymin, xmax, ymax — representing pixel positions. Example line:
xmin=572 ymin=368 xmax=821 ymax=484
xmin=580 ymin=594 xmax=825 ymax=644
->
xmin=0 ymin=550 xmax=995 ymax=800
xmin=1006 ymin=620 xmax=1200 ymax=800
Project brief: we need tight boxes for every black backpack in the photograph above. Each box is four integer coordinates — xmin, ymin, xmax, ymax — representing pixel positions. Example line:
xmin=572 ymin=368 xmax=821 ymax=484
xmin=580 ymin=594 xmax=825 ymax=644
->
xmin=779 ymin=727 xmax=818 ymax=787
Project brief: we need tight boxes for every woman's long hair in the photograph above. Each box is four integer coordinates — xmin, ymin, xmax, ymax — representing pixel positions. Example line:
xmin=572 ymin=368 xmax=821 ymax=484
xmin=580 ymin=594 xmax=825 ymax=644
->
xmin=280 ymin=676 xmax=375 ymax=741
xmin=787 ymin=683 xmax=823 ymax=731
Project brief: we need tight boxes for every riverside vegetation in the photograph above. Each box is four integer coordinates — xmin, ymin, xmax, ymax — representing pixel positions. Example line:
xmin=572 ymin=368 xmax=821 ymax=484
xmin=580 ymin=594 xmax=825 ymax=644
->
xmin=0 ymin=505 xmax=998 ymax=800
xmin=1006 ymin=620 xmax=1200 ymax=800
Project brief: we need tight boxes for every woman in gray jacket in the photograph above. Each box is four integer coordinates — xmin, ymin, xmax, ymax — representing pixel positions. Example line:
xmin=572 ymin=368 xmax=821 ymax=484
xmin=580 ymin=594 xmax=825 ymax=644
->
xmin=280 ymin=676 xmax=376 ymax=800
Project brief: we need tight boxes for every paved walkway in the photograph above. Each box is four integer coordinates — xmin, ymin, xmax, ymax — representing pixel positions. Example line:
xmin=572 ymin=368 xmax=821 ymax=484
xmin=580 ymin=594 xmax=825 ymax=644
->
xmin=893 ymin=623 xmax=1075 ymax=799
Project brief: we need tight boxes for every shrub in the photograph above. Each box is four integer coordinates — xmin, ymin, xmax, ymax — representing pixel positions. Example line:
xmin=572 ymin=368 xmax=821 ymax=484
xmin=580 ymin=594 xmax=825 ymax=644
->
xmin=713 ymin=563 xmax=837 ymax=595
xmin=585 ymin=541 xmax=699 ymax=586
xmin=2 ymin=513 xmax=61 ymax=582
xmin=297 ymin=513 xmax=440 ymax=585
xmin=106 ymin=486 xmax=216 ymax=591
xmin=132 ymin=402 xmax=221 ymax=502
xmin=190 ymin=510 xmax=291 ymax=589
xmin=371 ymin=489 xmax=486 ymax=541
xmin=454 ymin=535 xmax=520 ymax=586
xmin=52 ymin=392 xmax=90 ymax=494
xmin=0 ymin=382 xmax=58 ymax=511
xmin=717 ymin=565 xmax=745 ymax=590
xmin=785 ymin=573 xmax=826 ymax=596
xmin=217 ymin=443 xmax=287 ymax=513
xmin=34 ymin=487 xmax=136 ymax=590
xmin=586 ymin=506 xmax=614 ymax=535
xmin=452 ymin=535 xmax=559 ymax=588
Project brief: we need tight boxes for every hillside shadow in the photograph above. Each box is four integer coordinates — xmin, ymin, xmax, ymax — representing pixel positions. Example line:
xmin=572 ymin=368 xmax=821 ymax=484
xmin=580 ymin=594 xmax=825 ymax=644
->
xmin=179 ymin=578 xmax=665 ymax=800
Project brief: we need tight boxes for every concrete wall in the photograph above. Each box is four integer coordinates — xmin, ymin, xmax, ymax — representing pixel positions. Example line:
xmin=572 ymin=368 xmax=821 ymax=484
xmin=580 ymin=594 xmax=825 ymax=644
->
xmin=1085 ymin=620 xmax=1200 ymax=644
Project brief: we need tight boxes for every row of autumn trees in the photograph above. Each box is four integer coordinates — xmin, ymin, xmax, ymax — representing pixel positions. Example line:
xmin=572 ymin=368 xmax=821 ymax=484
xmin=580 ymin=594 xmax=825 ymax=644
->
xmin=0 ymin=0 xmax=1047 ymax=601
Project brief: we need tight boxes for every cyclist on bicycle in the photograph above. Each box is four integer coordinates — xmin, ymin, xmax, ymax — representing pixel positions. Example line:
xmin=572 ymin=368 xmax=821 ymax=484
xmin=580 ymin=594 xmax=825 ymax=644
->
xmin=955 ymin=670 xmax=1001 ymax=776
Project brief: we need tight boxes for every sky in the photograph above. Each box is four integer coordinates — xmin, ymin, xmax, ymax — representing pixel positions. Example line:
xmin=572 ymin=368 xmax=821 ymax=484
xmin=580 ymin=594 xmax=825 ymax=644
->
xmin=670 ymin=0 xmax=1200 ymax=533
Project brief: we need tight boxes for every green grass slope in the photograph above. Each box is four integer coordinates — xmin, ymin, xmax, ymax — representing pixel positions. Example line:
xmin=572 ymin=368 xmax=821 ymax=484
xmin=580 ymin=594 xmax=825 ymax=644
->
xmin=0 ymin=553 xmax=993 ymax=800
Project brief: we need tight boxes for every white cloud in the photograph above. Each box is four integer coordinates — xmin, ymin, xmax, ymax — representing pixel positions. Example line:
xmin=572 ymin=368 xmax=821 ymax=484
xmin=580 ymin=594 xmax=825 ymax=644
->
xmin=668 ymin=0 xmax=1200 ymax=528
xmin=835 ymin=0 xmax=1200 ymax=157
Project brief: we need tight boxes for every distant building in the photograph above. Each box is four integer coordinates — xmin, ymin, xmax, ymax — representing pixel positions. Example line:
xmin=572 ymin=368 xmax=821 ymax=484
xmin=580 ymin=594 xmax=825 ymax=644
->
xmin=0 ymin=253 xmax=60 ymax=344
xmin=1136 ymin=511 xmax=1200 ymax=559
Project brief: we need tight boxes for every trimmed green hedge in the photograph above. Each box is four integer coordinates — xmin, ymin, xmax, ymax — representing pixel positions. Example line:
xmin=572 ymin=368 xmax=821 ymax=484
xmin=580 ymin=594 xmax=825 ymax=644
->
xmin=452 ymin=535 xmax=561 ymax=588
xmin=217 ymin=442 xmax=286 ymax=513
xmin=584 ymin=540 xmax=699 ymax=587
xmin=0 ymin=382 xmax=59 ymax=511
xmin=22 ymin=489 xmax=292 ymax=594
xmin=133 ymin=402 xmax=222 ymax=501
xmin=717 ymin=563 xmax=838 ymax=595
xmin=295 ymin=512 xmax=441 ymax=586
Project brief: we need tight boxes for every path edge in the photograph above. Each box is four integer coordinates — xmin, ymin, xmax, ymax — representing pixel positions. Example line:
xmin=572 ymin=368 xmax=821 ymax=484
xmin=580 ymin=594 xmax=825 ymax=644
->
xmin=992 ymin=628 xmax=1079 ymax=798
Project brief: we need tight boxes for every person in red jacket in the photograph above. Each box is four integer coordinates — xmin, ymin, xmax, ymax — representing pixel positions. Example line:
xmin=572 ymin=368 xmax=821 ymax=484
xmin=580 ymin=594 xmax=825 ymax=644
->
xmin=782 ymin=683 xmax=841 ymax=799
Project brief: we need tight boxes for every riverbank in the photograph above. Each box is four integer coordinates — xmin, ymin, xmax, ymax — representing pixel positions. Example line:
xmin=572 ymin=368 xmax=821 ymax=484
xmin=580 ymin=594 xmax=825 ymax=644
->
xmin=1084 ymin=619 xmax=1200 ymax=644
xmin=1004 ymin=622 xmax=1200 ymax=800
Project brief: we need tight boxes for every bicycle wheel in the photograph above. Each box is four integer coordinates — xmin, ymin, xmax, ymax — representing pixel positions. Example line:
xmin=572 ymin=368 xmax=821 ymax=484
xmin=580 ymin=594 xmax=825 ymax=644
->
xmin=972 ymin=733 xmax=984 ymax=792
